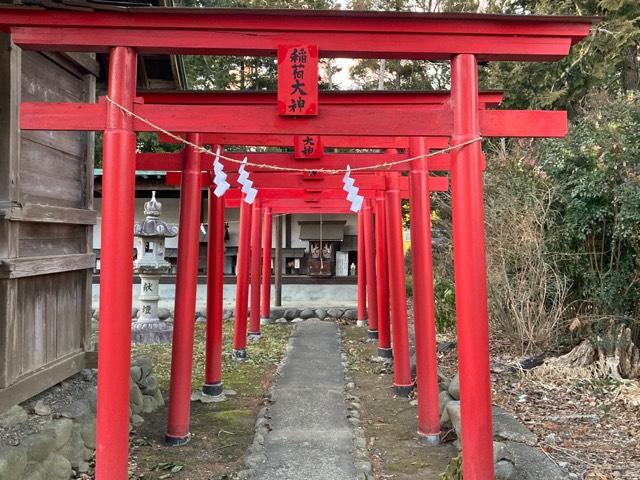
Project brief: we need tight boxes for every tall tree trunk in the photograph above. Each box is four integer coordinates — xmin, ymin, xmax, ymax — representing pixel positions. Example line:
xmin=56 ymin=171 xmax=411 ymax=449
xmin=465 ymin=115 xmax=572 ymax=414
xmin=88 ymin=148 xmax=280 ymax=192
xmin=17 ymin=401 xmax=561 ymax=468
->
xmin=240 ymin=58 xmax=246 ymax=90
xmin=378 ymin=59 xmax=386 ymax=90
xmin=622 ymin=44 xmax=639 ymax=92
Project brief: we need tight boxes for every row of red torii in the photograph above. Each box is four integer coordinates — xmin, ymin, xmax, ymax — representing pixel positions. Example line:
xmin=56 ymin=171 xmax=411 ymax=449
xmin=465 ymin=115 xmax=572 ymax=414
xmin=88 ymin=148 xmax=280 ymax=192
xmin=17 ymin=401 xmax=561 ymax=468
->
xmin=0 ymin=7 xmax=595 ymax=480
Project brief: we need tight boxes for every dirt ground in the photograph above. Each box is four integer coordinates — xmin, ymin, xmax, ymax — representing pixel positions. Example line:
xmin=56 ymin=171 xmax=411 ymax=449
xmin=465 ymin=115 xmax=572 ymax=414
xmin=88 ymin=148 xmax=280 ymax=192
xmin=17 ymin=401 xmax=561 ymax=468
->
xmin=128 ymin=322 xmax=292 ymax=480
xmin=436 ymin=332 xmax=640 ymax=480
xmin=341 ymin=323 xmax=458 ymax=480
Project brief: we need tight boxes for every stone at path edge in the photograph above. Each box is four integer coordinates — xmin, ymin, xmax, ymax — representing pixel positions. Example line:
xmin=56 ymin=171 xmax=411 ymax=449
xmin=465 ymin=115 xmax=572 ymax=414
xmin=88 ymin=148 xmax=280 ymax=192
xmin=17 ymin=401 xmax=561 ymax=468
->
xmin=0 ymin=405 xmax=28 ymax=428
xmin=299 ymin=308 xmax=316 ymax=319
xmin=0 ymin=446 xmax=28 ymax=480
xmin=448 ymin=373 xmax=460 ymax=400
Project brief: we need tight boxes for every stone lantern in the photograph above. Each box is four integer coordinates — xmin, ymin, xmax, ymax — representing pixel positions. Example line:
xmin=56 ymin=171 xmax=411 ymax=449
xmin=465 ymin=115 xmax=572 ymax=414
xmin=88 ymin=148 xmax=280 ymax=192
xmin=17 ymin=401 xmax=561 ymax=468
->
xmin=132 ymin=191 xmax=178 ymax=343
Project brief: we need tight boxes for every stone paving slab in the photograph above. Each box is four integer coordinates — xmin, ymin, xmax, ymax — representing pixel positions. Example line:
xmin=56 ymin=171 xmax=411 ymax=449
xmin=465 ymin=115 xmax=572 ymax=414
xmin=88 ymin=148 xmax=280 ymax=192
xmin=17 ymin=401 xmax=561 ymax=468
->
xmin=254 ymin=319 xmax=359 ymax=480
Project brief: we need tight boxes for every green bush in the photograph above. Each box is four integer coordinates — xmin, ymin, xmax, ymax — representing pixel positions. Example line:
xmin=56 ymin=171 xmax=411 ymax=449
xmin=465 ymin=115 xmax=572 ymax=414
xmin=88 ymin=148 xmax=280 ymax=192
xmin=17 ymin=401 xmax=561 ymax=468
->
xmin=537 ymin=93 xmax=640 ymax=316
xmin=434 ymin=274 xmax=456 ymax=332
xmin=406 ymin=272 xmax=456 ymax=333
xmin=405 ymin=273 xmax=413 ymax=297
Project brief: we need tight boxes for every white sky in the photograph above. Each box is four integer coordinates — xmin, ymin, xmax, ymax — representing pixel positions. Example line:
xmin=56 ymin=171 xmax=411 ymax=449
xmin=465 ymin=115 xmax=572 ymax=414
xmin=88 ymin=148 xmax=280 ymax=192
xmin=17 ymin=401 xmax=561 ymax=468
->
xmin=332 ymin=58 xmax=357 ymax=90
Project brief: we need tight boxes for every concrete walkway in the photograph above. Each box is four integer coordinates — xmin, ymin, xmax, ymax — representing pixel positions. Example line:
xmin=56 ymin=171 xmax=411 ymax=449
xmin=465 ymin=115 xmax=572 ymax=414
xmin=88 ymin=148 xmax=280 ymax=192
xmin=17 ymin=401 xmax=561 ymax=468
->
xmin=254 ymin=319 xmax=359 ymax=480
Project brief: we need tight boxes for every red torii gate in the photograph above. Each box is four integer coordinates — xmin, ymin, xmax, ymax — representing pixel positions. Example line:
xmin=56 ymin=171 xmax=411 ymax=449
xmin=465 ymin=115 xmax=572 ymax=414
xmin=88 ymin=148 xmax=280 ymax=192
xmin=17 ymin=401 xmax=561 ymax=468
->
xmin=0 ymin=7 xmax=596 ymax=480
xmin=147 ymin=125 xmax=459 ymax=448
xmin=139 ymin=88 xmax=477 ymax=444
xmin=162 ymin=161 xmax=443 ymax=397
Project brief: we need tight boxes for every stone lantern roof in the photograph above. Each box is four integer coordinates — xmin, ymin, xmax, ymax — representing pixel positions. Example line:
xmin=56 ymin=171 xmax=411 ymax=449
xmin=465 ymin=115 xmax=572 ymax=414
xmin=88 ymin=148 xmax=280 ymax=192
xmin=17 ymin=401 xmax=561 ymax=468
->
xmin=134 ymin=191 xmax=178 ymax=238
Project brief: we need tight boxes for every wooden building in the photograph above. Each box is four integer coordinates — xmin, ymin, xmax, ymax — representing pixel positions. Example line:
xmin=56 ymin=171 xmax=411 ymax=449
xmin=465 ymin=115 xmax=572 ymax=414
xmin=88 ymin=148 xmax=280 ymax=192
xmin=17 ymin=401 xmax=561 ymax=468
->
xmin=0 ymin=36 xmax=97 ymax=412
xmin=0 ymin=0 xmax=185 ymax=413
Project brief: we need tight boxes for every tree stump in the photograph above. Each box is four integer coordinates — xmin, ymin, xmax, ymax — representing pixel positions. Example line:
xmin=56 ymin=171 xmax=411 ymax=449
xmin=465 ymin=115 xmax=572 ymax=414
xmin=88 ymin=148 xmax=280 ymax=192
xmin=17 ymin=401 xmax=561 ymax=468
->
xmin=552 ymin=320 xmax=640 ymax=379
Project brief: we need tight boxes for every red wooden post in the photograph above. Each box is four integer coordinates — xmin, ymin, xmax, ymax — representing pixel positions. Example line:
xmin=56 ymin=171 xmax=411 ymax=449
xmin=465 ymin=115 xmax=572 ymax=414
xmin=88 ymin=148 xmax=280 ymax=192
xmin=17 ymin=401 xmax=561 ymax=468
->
xmin=409 ymin=137 xmax=441 ymax=444
xmin=165 ymin=133 xmax=203 ymax=445
xmin=260 ymin=207 xmax=273 ymax=324
xmin=232 ymin=199 xmax=252 ymax=359
xmin=374 ymin=193 xmax=392 ymax=359
xmin=95 ymin=46 xmax=137 ymax=480
xmin=249 ymin=199 xmax=263 ymax=337
xmin=451 ymin=53 xmax=494 ymax=479
xmin=356 ymin=208 xmax=367 ymax=327
xmin=363 ymin=198 xmax=378 ymax=339
xmin=203 ymin=191 xmax=225 ymax=397
xmin=385 ymin=172 xmax=413 ymax=396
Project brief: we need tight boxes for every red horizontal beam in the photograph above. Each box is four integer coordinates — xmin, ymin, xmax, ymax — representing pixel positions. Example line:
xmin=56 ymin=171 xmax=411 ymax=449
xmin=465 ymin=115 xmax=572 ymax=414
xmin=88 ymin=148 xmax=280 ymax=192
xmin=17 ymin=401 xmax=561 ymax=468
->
xmin=21 ymin=102 xmax=568 ymax=138
xmin=165 ymin=172 xmax=449 ymax=193
xmin=221 ymin=189 xmax=409 ymax=201
xmin=10 ymin=27 xmax=575 ymax=61
xmin=162 ymin=133 xmax=415 ymax=149
xmin=143 ymin=90 xmax=499 ymax=149
xmin=157 ymin=133 xmax=438 ymax=149
xmin=139 ymin=90 xmax=504 ymax=107
xmin=224 ymin=199 xmax=354 ymax=213
xmin=136 ymin=151 xmax=453 ymax=172
xmin=167 ymin=171 xmax=387 ymax=189
xmin=0 ymin=9 xmax=593 ymax=60
xmin=0 ymin=8 xmax=594 ymax=39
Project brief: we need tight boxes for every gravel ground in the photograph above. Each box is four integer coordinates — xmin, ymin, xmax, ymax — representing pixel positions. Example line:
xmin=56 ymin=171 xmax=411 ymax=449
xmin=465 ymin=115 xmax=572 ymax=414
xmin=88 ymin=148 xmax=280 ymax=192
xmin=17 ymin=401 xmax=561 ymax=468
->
xmin=0 ymin=370 xmax=96 ymax=449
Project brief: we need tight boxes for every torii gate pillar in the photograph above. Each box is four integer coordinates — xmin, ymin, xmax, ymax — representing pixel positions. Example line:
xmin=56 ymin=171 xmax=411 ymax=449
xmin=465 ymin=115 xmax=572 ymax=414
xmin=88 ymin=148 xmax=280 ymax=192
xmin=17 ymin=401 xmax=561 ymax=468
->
xmin=374 ymin=193 xmax=391 ymax=358
xmin=363 ymin=199 xmax=378 ymax=339
xmin=248 ymin=200 xmax=263 ymax=337
xmin=451 ymin=54 xmax=494 ymax=478
xmin=203 ymin=192 xmax=225 ymax=396
xmin=356 ymin=208 xmax=367 ymax=327
xmin=260 ymin=207 xmax=273 ymax=324
xmin=233 ymin=199 xmax=252 ymax=359
xmin=409 ymin=137 xmax=440 ymax=444
xmin=385 ymin=172 xmax=413 ymax=395
xmin=95 ymin=46 xmax=137 ymax=479
xmin=166 ymin=133 xmax=203 ymax=445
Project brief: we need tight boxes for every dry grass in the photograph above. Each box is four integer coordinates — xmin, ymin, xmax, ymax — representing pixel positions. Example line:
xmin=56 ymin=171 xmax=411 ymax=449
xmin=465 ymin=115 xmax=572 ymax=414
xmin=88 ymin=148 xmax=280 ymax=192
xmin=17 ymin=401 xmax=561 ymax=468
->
xmin=485 ymin=154 xmax=570 ymax=355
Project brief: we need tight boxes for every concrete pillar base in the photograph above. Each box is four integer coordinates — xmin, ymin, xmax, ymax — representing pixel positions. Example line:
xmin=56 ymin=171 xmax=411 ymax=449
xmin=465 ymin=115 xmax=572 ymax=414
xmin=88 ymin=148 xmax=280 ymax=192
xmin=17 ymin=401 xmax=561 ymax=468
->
xmin=418 ymin=433 xmax=441 ymax=446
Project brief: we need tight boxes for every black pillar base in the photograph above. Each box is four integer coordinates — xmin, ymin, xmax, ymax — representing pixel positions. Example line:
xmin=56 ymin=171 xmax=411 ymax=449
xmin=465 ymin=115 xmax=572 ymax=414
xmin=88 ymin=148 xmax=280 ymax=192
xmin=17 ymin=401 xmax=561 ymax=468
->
xmin=165 ymin=433 xmax=191 ymax=446
xmin=232 ymin=349 xmax=247 ymax=361
xmin=377 ymin=347 xmax=393 ymax=359
xmin=202 ymin=381 xmax=224 ymax=397
xmin=367 ymin=329 xmax=379 ymax=340
xmin=393 ymin=384 xmax=415 ymax=397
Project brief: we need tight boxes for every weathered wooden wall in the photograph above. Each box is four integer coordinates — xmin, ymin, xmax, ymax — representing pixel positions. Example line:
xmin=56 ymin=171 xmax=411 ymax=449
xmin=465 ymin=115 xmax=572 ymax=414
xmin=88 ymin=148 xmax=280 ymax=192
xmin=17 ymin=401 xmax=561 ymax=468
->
xmin=0 ymin=34 xmax=97 ymax=412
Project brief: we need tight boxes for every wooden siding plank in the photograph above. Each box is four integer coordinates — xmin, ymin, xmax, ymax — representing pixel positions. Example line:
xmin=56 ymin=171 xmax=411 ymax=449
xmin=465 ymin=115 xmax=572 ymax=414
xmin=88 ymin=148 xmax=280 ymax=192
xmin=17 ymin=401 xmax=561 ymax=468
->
xmin=18 ymin=223 xmax=86 ymax=257
xmin=0 ymin=33 xmax=21 ymax=205
xmin=19 ymin=170 xmax=83 ymax=208
xmin=60 ymin=52 xmax=99 ymax=77
xmin=45 ymin=275 xmax=57 ymax=364
xmin=0 ymin=253 xmax=95 ymax=279
xmin=0 ymin=351 xmax=86 ymax=413
xmin=0 ymin=203 xmax=96 ymax=225
xmin=20 ymin=130 xmax=87 ymax=158
xmin=21 ymin=51 xmax=86 ymax=103
xmin=0 ymin=280 xmax=17 ymax=388
xmin=21 ymin=136 xmax=83 ymax=179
